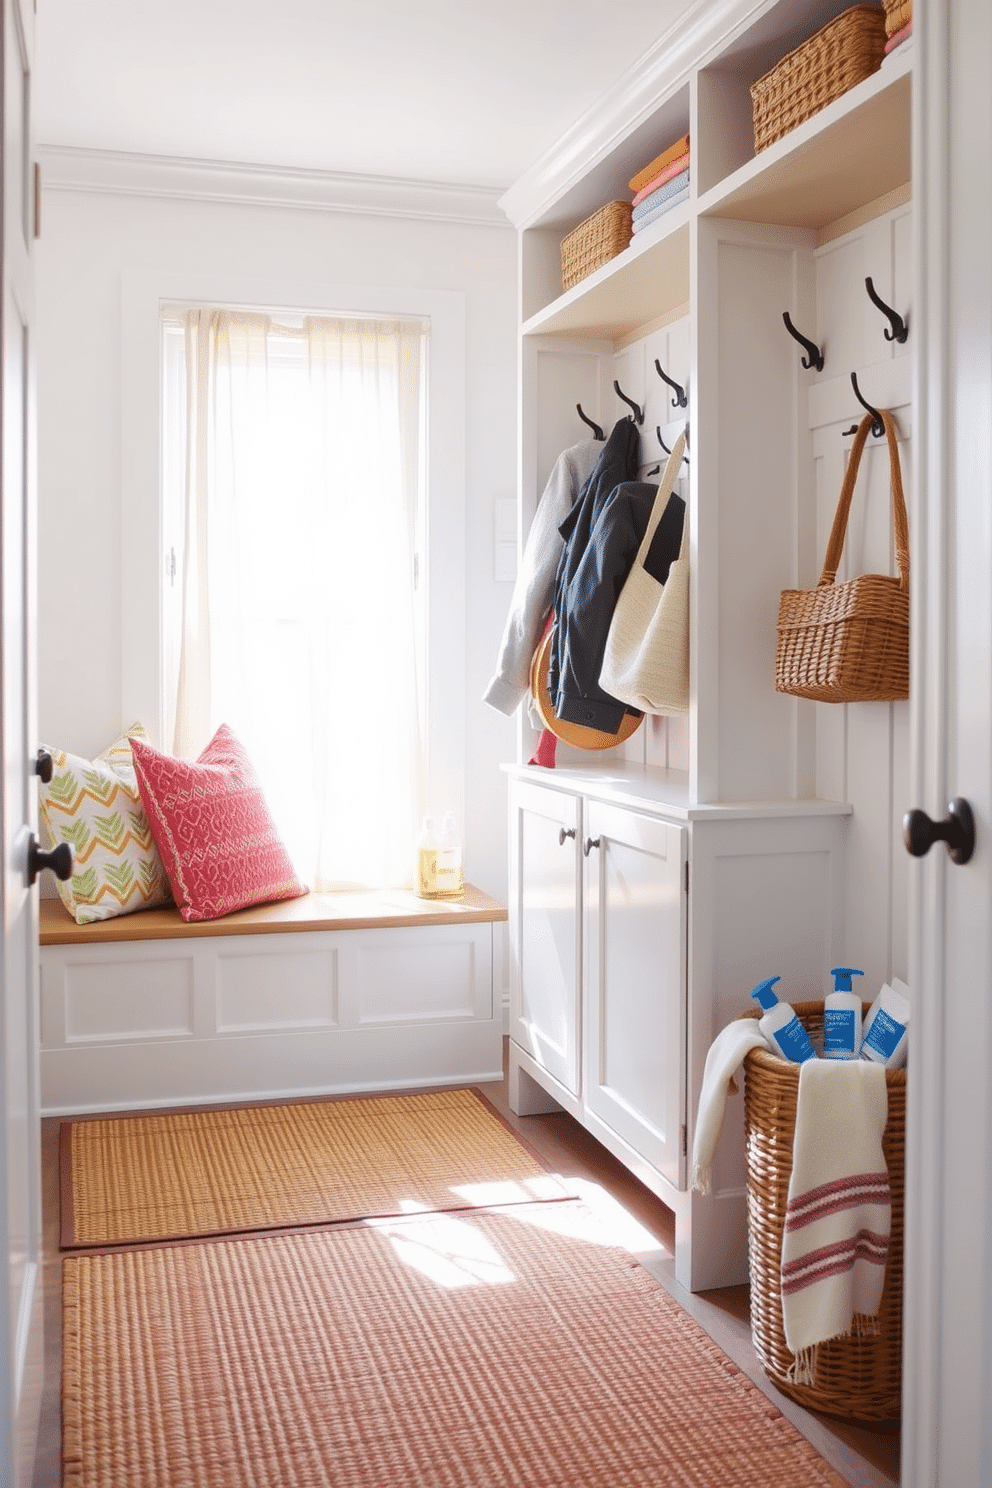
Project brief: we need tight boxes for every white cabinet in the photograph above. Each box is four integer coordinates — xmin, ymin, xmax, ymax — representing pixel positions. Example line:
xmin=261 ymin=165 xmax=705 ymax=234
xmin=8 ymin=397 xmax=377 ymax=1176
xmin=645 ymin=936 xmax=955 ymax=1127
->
xmin=508 ymin=770 xmax=850 ymax=1291
xmin=500 ymin=2 xmax=913 ymax=1292
xmin=583 ymin=801 xmax=685 ymax=1191
xmin=509 ymin=777 xmax=687 ymax=1181
xmin=509 ymin=780 xmax=581 ymax=1098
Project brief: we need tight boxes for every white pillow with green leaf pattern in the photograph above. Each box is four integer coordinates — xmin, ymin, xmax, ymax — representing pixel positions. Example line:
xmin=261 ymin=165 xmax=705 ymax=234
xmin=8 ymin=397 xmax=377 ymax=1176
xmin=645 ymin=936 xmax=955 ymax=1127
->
xmin=37 ymin=724 xmax=173 ymax=923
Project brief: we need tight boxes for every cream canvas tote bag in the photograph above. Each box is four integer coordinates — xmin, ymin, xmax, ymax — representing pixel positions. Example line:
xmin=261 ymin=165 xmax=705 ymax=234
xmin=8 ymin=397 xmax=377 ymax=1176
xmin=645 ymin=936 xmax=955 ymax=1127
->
xmin=599 ymin=431 xmax=689 ymax=715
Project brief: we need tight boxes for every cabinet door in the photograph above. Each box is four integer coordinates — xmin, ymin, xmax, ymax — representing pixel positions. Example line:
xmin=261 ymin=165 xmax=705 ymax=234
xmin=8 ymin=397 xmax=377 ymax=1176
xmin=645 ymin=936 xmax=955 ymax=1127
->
xmin=583 ymin=801 xmax=686 ymax=1188
xmin=509 ymin=780 xmax=581 ymax=1095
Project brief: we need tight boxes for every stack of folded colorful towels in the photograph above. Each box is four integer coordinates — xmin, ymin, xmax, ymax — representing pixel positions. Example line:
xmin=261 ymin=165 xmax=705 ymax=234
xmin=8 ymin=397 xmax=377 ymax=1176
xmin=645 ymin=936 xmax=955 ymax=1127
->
xmin=882 ymin=0 xmax=911 ymax=62
xmin=628 ymin=133 xmax=690 ymax=237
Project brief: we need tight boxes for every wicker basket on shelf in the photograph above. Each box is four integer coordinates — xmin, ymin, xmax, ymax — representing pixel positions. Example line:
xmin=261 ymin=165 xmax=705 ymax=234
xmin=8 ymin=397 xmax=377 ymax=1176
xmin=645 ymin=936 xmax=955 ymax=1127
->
xmin=882 ymin=0 xmax=911 ymax=37
xmin=750 ymin=6 xmax=888 ymax=154
xmin=560 ymin=201 xmax=633 ymax=293
xmin=742 ymin=1001 xmax=905 ymax=1420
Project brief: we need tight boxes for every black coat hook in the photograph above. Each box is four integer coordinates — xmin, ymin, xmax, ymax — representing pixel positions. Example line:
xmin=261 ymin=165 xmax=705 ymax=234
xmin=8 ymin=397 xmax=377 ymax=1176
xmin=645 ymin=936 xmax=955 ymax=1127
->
xmin=865 ymin=277 xmax=908 ymax=344
xmin=656 ymin=426 xmax=689 ymax=465
xmin=654 ymin=361 xmax=688 ymax=408
xmin=843 ymin=371 xmax=885 ymax=438
xmin=576 ymin=403 xmax=604 ymax=440
xmin=782 ymin=311 xmax=824 ymax=371
xmin=613 ymin=380 xmax=643 ymax=424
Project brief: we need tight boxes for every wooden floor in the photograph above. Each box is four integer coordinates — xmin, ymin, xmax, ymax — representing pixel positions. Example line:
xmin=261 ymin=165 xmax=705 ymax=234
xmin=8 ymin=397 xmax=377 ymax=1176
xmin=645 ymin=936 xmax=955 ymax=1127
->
xmin=31 ymin=1042 xmax=901 ymax=1488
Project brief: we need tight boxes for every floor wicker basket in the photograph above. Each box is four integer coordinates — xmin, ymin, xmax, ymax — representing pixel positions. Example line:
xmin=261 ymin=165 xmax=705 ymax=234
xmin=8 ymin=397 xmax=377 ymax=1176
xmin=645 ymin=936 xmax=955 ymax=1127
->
xmin=560 ymin=201 xmax=633 ymax=293
xmin=750 ymin=6 xmax=888 ymax=153
xmin=742 ymin=1002 xmax=905 ymax=1420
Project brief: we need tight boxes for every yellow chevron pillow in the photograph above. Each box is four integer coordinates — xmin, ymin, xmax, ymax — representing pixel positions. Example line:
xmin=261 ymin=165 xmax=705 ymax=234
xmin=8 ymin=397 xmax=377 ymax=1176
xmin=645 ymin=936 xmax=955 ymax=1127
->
xmin=37 ymin=724 xmax=173 ymax=924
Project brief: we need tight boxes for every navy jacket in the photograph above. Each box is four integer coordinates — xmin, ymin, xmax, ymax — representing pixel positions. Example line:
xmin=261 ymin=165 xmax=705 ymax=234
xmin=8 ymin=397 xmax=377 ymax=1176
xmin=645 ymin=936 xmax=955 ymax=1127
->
xmin=549 ymin=417 xmax=641 ymax=709
xmin=554 ymin=481 xmax=686 ymax=733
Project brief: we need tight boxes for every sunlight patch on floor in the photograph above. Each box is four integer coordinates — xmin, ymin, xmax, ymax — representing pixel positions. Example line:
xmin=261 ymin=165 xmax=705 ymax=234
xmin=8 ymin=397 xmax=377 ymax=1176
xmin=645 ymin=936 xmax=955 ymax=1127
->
xmin=448 ymin=1174 xmax=565 ymax=1206
xmin=367 ymin=1212 xmax=516 ymax=1289
xmin=501 ymin=1178 xmax=673 ymax=1258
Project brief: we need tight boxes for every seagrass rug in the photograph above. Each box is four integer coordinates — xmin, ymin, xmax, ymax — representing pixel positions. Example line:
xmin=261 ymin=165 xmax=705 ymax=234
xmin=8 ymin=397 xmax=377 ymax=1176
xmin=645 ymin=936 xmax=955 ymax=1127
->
xmin=61 ymin=1087 xmax=565 ymax=1249
xmin=62 ymin=1200 xmax=850 ymax=1488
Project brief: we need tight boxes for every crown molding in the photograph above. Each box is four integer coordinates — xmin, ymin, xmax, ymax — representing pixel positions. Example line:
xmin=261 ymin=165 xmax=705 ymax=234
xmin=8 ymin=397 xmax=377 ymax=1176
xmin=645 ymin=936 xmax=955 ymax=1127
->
xmin=36 ymin=144 xmax=511 ymax=229
xmin=498 ymin=0 xmax=765 ymax=229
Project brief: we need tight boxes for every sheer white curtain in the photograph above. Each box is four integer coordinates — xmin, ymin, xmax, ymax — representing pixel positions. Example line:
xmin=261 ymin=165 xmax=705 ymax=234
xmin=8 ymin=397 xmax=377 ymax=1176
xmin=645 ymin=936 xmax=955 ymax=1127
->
xmin=174 ymin=308 xmax=427 ymax=889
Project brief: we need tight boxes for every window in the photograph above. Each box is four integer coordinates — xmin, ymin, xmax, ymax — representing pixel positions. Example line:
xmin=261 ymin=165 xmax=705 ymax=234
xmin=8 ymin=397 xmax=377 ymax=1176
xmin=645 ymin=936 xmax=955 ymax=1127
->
xmin=160 ymin=306 xmax=430 ymax=891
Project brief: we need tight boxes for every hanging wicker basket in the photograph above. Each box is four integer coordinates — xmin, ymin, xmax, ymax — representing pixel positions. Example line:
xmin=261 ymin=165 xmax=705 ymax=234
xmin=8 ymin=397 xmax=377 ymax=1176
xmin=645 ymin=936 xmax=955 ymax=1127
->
xmin=750 ymin=6 xmax=888 ymax=153
xmin=742 ymin=1001 xmax=905 ymax=1419
xmin=775 ymin=409 xmax=909 ymax=704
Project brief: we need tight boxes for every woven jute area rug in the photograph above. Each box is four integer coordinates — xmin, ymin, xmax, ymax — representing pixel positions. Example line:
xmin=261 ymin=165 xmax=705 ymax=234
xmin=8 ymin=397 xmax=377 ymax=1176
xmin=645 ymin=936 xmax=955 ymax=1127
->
xmin=61 ymin=1087 xmax=564 ymax=1248
xmin=63 ymin=1200 xmax=849 ymax=1488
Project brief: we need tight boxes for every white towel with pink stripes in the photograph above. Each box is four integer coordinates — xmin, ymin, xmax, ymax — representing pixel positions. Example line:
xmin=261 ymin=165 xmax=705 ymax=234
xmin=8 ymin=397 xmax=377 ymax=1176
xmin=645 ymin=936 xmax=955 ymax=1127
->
xmin=780 ymin=1057 xmax=890 ymax=1384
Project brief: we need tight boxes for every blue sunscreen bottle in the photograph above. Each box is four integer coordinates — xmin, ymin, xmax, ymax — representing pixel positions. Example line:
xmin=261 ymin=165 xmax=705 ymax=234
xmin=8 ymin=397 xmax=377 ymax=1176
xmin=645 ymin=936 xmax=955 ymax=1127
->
xmin=823 ymin=966 xmax=864 ymax=1059
xmin=750 ymin=976 xmax=817 ymax=1063
xmin=860 ymin=980 xmax=911 ymax=1069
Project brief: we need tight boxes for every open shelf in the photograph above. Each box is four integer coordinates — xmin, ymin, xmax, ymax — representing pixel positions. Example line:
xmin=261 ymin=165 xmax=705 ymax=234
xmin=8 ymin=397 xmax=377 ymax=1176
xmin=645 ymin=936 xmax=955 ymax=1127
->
xmin=518 ymin=47 xmax=910 ymax=341
xmin=521 ymin=210 xmax=690 ymax=342
xmin=697 ymin=50 xmax=911 ymax=229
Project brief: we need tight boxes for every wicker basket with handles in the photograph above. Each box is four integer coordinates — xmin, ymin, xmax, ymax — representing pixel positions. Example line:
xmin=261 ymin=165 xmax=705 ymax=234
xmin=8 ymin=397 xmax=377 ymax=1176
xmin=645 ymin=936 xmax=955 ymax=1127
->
xmin=560 ymin=201 xmax=633 ymax=293
xmin=750 ymin=6 xmax=888 ymax=153
xmin=775 ymin=408 xmax=909 ymax=704
xmin=742 ymin=1000 xmax=905 ymax=1419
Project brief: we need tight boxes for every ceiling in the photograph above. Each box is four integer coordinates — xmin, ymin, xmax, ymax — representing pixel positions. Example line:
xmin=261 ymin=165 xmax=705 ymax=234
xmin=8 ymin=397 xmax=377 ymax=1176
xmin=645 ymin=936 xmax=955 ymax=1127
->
xmin=34 ymin=1 xmax=697 ymax=191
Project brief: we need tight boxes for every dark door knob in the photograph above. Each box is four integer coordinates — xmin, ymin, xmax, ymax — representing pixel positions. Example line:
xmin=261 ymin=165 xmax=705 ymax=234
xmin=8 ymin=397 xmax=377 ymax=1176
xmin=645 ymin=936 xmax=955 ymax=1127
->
xmin=35 ymin=748 xmax=54 ymax=784
xmin=26 ymin=835 xmax=73 ymax=887
xmin=903 ymin=798 xmax=975 ymax=865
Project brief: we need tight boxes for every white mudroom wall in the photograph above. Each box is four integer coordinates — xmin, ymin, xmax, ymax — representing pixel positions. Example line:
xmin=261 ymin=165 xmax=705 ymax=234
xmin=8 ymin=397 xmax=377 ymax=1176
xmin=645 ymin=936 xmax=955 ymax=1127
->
xmin=34 ymin=151 xmax=519 ymax=943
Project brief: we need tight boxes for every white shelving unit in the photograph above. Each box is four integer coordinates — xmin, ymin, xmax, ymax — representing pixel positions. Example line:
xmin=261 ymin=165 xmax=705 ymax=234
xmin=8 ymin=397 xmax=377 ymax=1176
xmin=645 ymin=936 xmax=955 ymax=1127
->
xmin=499 ymin=0 xmax=913 ymax=1292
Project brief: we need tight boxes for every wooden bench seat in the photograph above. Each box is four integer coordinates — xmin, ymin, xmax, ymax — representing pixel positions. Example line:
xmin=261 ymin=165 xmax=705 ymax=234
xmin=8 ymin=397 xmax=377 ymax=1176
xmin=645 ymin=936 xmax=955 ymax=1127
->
xmin=39 ymin=886 xmax=507 ymax=1117
xmin=39 ymin=884 xmax=507 ymax=943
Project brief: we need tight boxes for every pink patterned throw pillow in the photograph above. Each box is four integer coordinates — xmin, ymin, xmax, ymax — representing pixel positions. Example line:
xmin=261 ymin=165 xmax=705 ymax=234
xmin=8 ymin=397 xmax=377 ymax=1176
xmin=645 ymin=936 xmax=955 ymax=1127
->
xmin=130 ymin=725 xmax=307 ymax=922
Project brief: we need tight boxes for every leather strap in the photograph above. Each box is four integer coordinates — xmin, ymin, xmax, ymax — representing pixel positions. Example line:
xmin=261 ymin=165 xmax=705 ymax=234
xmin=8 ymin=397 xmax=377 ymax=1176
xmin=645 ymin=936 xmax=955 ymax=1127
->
xmin=819 ymin=409 xmax=909 ymax=593
xmin=634 ymin=431 xmax=686 ymax=568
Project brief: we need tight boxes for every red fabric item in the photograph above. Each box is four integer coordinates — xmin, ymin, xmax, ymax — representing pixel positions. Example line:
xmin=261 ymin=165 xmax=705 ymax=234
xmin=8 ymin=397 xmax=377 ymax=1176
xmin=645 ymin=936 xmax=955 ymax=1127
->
xmin=883 ymin=18 xmax=911 ymax=53
xmin=631 ymin=151 xmax=691 ymax=207
xmin=130 ymin=725 xmax=307 ymax=922
xmin=528 ymin=728 xmax=558 ymax=769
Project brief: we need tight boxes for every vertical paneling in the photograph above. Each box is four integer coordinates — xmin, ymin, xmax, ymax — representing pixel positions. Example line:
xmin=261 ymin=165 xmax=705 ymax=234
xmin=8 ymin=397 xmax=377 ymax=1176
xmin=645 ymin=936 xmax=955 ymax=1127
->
xmin=531 ymin=341 xmax=609 ymax=501
xmin=610 ymin=316 xmax=691 ymax=772
xmin=810 ymin=206 xmax=912 ymax=990
xmin=610 ymin=344 xmax=641 ymax=437
xmin=712 ymin=231 xmax=810 ymax=801
xmin=817 ymin=235 xmax=867 ymax=375
xmin=890 ymin=207 xmax=912 ymax=335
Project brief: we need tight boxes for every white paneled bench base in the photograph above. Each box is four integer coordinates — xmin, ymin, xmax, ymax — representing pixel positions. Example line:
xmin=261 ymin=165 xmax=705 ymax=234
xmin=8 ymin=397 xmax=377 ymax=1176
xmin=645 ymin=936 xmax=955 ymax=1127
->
xmin=39 ymin=886 xmax=507 ymax=1116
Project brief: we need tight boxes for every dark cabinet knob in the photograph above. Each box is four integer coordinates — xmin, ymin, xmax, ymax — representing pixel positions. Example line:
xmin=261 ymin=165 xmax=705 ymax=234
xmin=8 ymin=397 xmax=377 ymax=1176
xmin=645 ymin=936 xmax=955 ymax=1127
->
xmin=903 ymin=798 xmax=975 ymax=866
xmin=35 ymin=748 xmax=54 ymax=784
xmin=583 ymin=836 xmax=601 ymax=857
xmin=558 ymin=826 xmax=576 ymax=846
xmin=26 ymin=835 xmax=73 ymax=887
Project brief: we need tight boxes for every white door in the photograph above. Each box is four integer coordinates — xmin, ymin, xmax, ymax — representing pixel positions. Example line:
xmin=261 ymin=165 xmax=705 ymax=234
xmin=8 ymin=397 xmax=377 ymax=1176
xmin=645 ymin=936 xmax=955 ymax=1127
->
xmin=509 ymin=779 xmax=581 ymax=1095
xmin=582 ymin=802 xmax=685 ymax=1188
xmin=0 ymin=1 xmax=43 ymax=1482
xmin=903 ymin=7 xmax=992 ymax=1485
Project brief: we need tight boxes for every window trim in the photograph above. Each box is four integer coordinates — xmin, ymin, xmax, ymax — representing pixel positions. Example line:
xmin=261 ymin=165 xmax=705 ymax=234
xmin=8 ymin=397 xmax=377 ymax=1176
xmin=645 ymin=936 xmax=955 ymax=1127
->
xmin=121 ymin=272 xmax=466 ymax=829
